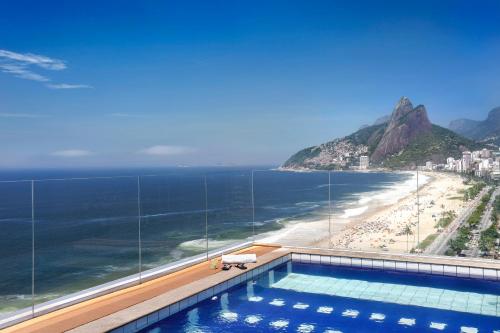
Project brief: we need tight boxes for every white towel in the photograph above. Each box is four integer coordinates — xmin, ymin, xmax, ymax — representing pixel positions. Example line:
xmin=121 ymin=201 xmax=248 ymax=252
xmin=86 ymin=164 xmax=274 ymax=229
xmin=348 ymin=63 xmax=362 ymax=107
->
xmin=221 ymin=254 xmax=257 ymax=264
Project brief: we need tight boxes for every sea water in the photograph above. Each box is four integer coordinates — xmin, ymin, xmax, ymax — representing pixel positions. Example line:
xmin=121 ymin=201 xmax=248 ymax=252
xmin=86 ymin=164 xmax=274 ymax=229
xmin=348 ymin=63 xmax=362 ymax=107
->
xmin=0 ymin=167 xmax=414 ymax=314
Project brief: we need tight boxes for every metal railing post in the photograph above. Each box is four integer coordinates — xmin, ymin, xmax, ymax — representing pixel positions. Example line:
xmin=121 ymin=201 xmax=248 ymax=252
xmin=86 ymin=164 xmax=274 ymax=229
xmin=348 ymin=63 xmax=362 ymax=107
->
xmin=204 ymin=176 xmax=209 ymax=260
xmin=31 ymin=180 xmax=35 ymax=317
xmin=137 ymin=176 xmax=142 ymax=283
xmin=251 ymin=170 xmax=255 ymax=242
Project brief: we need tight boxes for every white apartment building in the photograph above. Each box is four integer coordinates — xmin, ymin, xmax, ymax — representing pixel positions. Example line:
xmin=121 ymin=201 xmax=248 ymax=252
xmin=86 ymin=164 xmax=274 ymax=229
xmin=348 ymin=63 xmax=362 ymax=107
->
xmin=359 ymin=155 xmax=369 ymax=170
xmin=462 ymin=151 xmax=472 ymax=172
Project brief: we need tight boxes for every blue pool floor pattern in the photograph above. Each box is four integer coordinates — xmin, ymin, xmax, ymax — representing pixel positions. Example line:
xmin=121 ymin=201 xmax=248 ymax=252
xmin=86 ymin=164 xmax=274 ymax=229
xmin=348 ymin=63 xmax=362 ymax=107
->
xmin=273 ymin=272 xmax=500 ymax=317
xmin=138 ymin=262 xmax=500 ymax=333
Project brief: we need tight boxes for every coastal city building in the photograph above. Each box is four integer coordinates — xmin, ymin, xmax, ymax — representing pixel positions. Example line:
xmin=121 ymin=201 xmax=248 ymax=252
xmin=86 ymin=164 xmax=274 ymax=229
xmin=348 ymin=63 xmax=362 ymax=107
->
xmin=462 ymin=151 xmax=472 ymax=172
xmin=443 ymin=148 xmax=500 ymax=179
xmin=359 ymin=155 xmax=369 ymax=170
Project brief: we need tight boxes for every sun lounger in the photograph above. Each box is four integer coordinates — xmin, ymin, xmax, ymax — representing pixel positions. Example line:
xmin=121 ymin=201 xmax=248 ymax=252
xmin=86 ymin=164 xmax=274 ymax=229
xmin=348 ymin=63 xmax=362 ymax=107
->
xmin=221 ymin=254 xmax=256 ymax=270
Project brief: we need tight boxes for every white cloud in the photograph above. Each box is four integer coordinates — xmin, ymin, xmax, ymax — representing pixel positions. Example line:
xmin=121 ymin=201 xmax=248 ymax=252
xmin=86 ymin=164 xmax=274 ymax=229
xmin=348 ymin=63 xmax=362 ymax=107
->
xmin=0 ymin=63 xmax=50 ymax=82
xmin=0 ymin=49 xmax=90 ymax=88
xmin=51 ymin=149 xmax=93 ymax=157
xmin=46 ymin=83 xmax=93 ymax=89
xmin=0 ymin=112 xmax=47 ymax=118
xmin=0 ymin=49 xmax=66 ymax=70
xmin=140 ymin=145 xmax=195 ymax=156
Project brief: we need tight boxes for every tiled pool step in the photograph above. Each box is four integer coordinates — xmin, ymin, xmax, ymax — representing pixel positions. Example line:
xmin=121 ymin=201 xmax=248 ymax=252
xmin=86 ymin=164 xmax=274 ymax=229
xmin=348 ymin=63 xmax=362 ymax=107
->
xmin=291 ymin=253 xmax=500 ymax=280
xmin=272 ymin=272 xmax=500 ymax=317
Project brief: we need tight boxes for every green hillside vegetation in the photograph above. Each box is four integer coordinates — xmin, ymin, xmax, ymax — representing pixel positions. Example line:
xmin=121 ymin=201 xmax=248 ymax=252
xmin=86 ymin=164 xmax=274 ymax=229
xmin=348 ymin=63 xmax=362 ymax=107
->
xmin=382 ymin=125 xmax=484 ymax=168
xmin=344 ymin=123 xmax=386 ymax=154
xmin=283 ymin=123 xmax=387 ymax=169
xmin=283 ymin=145 xmax=320 ymax=167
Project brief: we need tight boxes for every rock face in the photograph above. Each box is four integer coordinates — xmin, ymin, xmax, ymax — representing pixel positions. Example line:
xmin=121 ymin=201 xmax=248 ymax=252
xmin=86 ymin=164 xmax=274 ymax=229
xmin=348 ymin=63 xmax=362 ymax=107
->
xmin=449 ymin=107 xmax=500 ymax=145
xmin=371 ymin=97 xmax=432 ymax=163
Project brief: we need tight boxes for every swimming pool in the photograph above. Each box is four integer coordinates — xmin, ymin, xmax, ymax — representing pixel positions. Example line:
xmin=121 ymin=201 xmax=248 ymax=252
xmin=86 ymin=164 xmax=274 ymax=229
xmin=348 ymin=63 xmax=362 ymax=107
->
xmin=137 ymin=261 xmax=500 ymax=333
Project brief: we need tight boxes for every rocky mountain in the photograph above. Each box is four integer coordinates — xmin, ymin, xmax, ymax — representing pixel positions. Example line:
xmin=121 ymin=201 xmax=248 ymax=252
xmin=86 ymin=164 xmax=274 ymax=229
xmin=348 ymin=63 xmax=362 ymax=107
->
xmin=283 ymin=97 xmax=483 ymax=170
xmin=448 ymin=107 xmax=500 ymax=145
xmin=373 ymin=114 xmax=390 ymax=126
xmin=371 ymin=98 xmax=432 ymax=163
xmin=358 ymin=114 xmax=390 ymax=130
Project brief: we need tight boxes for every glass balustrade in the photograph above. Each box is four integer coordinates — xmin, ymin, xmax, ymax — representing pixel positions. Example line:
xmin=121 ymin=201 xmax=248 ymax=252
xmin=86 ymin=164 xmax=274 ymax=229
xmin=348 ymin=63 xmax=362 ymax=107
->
xmin=33 ymin=177 xmax=139 ymax=312
xmin=139 ymin=175 xmax=206 ymax=272
xmin=0 ymin=181 xmax=33 ymax=317
xmin=0 ymin=167 xmax=497 ymax=327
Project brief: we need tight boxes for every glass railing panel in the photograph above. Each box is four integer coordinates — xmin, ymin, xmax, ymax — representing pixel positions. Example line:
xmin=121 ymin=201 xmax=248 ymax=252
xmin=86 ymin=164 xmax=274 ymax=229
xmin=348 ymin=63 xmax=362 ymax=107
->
xmin=205 ymin=170 xmax=253 ymax=252
xmin=33 ymin=177 xmax=139 ymax=309
xmin=139 ymin=175 xmax=206 ymax=271
xmin=0 ymin=181 xmax=33 ymax=316
xmin=253 ymin=170 xmax=330 ymax=247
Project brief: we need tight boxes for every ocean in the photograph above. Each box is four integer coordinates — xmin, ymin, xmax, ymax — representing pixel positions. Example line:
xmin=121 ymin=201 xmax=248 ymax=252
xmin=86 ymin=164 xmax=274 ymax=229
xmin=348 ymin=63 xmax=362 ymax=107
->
xmin=0 ymin=167 xmax=414 ymax=315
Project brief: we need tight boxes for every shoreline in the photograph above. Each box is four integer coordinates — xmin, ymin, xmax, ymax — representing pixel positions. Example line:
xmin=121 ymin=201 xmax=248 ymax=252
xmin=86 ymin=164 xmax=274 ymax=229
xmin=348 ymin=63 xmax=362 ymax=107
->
xmin=259 ymin=171 xmax=468 ymax=252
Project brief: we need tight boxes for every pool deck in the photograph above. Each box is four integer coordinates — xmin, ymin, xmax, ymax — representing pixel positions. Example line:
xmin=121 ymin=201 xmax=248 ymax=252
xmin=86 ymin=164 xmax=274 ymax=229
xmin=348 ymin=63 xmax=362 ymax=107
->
xmin=3 ymin=245 xmax=500 ymax=333
xmin=3 ymin=245 xmax=284 ymax=333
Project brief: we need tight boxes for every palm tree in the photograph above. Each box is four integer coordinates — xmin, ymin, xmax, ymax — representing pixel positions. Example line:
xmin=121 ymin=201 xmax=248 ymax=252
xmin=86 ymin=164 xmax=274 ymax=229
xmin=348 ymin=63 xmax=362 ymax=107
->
xmin=403 ymin=225 xmax=413 ymax=253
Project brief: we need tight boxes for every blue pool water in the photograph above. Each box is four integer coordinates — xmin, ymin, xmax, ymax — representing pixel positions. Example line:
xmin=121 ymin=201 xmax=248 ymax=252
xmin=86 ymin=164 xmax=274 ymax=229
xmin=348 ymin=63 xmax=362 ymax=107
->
xmin=138 ymin=262 xmax=500 ymax=333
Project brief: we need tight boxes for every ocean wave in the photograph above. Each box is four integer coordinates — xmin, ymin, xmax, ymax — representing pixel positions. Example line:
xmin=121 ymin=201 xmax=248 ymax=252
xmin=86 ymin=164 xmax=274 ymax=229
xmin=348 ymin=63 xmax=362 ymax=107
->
xmin=177 ymin=238 xmax=240 ymax=250
xmin=342 ymin=206 xmax=368 ymax=218
xmin=335 ymin=171 xmax=426 ymax=219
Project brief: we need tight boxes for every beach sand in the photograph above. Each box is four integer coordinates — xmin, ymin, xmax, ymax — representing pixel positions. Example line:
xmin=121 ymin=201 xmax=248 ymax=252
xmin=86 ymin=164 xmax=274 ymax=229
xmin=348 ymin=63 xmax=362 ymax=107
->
xmin=259 ymin=172 xmax=468 ymax=253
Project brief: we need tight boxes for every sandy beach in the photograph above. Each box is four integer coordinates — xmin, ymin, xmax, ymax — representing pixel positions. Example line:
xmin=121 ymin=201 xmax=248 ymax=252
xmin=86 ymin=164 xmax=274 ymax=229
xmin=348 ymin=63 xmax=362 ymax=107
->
xmin=260 ymin=171 xmax=469 ymax=253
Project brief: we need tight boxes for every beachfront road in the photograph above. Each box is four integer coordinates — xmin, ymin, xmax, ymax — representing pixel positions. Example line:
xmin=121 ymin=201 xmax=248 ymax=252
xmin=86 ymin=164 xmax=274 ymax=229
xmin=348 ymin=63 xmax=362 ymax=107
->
xmin=469 ymin=187 xmax=500 ymax=257
xmin=425 ymin=186 xmax=491 ymax=256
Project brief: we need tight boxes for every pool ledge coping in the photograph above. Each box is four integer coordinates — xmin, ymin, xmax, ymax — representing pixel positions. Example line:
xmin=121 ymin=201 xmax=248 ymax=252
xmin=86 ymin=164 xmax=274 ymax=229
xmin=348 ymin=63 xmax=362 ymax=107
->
xmin=69 ymin=247 xmax=291 ymax=333
xmin=73 ymin=246 xmax=500 ymax=333
xmin=6 ymin=245 xmax=500 ymax=333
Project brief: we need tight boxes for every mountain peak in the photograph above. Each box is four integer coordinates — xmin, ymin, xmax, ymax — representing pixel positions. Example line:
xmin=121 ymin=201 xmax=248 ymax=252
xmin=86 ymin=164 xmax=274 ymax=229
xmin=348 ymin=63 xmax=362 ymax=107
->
xmin=448 ymin=106 xmax=500 ymax=145
xmin=283 ymin=97 xmax=482 ymax=170
xmin=487 ymin=106 xmax=500 ymax=121
xmin=397 ymin=96 xmax=412 ymax=107
xmin=371 ymin=98 xmax=432 ymax=163
xmin=391 ymin=97 xmax=414 ymax=122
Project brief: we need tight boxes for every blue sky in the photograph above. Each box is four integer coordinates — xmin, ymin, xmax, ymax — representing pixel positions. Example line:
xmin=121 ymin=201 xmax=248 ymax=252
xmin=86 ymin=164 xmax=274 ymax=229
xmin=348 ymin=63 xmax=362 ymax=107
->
xmin=1 ymin=0 xmax=499 ymax=168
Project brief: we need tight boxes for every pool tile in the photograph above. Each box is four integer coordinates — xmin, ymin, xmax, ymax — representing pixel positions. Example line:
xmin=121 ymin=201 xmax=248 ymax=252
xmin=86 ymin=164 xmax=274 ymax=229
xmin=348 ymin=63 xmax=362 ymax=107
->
xmin=351 ymin=258 xmax=362 ymax=267
xmin=122 ymin=322 xmax=137 ymax=333
xmin=395 ymin=261 xmax=407 ymax=271
xmin=147 ymin=311 xmax=159 ymax=325
xmin=158 ymin=306 xmax=170 ymax=320
xmin=457 ymin=266 xmax=470 ymax=277
xmin=431 ymin=264 xmax=444 ymax=275
xmin=136 ymin=316 xmax=148 ymax=329
xmin=320 ymin=255 xmax=330 ymax=265
xmin=383 ymin=260 xmax=396 ymax=270
xmin=361 ymin=258 xmax=372 ymax=268
xmin=271 ymin=272 xmax=499 ymax=317
xmin=109 ymin=327 xmax=124 ymax=333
